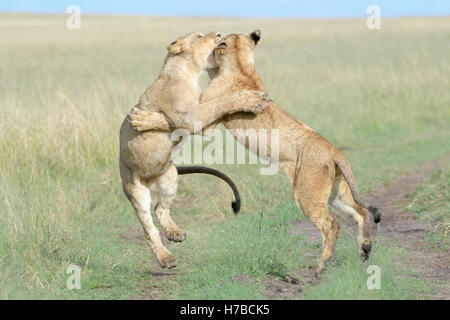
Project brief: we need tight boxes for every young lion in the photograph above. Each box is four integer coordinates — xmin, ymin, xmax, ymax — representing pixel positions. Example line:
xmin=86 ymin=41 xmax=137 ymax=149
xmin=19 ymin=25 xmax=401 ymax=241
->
xmin=129 ymin=31 xmax=381 ymax=274
xmin=120 ymin=32 xmax=269 ymax=269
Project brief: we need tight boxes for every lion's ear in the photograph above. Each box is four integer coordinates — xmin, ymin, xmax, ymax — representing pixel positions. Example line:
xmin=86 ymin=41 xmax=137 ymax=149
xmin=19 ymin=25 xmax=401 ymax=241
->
xmin=250 ymin=30 xmax=261 ymax=45
xmin=167 ymin=40 xmax=182 ymax=54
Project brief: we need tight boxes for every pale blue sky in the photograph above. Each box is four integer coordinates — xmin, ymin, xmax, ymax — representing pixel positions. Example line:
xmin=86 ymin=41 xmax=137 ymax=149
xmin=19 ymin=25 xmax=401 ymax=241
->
xmin=1 ymin=0 xmax=449 ymax=18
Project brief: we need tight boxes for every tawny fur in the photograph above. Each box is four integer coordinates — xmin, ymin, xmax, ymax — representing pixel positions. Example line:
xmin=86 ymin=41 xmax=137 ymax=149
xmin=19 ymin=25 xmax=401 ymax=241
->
xmin=130 ymin=31 xmax=379 ymax=274
xmin=120 ymin=32 xmax=269 ymax=269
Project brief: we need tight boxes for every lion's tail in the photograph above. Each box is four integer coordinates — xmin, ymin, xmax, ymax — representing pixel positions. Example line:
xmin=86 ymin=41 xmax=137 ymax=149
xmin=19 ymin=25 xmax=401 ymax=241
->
xmin=176 ymin=166 xmax=241 ymax=214
xmin=333 ymin=153 xmax=381 ymax=223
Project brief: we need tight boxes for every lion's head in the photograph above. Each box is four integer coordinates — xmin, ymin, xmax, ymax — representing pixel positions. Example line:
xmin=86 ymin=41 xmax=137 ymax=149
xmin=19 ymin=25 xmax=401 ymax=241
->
xmin=213 ymin=30 xmax=261 ymax=72
xmin=167 ymin=32 xmax=222 ymax=70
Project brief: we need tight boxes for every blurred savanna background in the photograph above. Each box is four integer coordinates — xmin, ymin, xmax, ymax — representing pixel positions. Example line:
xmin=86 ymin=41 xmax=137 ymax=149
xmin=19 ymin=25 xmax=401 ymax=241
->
xmin=0 ymin=1 xmax=449 ymax=299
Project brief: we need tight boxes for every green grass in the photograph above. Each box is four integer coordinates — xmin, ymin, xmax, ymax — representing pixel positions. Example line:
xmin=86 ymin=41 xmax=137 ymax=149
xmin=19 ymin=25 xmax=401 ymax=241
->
xmin=300 ymin=236 xmax=433 ymax=299
xmin=0 ymin=14 xmax=449 ymax=299
xmin=168 ymin=193 xmax=305 ymax=299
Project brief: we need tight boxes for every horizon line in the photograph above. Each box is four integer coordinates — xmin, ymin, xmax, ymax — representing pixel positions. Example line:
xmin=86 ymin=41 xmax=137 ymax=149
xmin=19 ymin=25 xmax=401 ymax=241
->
xmin=2 ymin=10 xmax=450 ymax=20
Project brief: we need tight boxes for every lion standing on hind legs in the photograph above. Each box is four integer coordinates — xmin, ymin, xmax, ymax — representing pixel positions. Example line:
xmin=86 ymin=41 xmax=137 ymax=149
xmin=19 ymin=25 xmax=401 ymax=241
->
xmin=120 ymin=32 xmax=269 ymax=269
xmin=129 ymin=30 xmax=381 ymax=275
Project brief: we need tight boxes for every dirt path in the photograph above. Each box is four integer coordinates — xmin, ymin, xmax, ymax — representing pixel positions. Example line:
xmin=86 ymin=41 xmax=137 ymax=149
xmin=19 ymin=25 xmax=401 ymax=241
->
xmin=129 ymin=160 xmax=449 ymax=299
xmin=365 ymin=160 xmax=449 ymax=299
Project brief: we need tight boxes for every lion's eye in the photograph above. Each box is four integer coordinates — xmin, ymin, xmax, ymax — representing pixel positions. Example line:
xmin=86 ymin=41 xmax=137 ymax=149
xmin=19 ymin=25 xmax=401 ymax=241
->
xmin=219 ymin=42 xmax=227 ymax=47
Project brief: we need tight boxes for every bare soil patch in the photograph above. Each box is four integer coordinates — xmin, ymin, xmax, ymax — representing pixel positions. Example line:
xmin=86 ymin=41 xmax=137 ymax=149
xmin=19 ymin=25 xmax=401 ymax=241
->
xmin=232 ymin=273 xmax=312 ymax=300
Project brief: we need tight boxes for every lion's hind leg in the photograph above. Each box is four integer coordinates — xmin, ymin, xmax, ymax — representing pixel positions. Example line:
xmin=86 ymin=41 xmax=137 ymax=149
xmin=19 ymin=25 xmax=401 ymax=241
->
xmin=151 ymin=165 xmax=186 ymax=242
xmin=293 ymin=162 xmax=340 ymax=275
xmin=329 ymin=175 xmax=372 ymax=261
xmin=121 ymin=164 xmax=177 ymax=268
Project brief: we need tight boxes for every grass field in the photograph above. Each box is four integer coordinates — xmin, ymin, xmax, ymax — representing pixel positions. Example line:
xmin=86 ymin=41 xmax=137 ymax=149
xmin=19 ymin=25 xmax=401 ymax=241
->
xmin=0 ymin=14 xmax=449 ymax=299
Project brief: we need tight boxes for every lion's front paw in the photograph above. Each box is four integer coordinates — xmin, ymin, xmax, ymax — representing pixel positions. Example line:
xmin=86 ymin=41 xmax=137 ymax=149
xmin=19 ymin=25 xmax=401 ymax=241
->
xmin=244 ymin=90 xmax=270 ymax=114
xmin=253 ymin=92 xmax=270 ymax=114
xmin=127 ymin=107 xmax=153 ymax=132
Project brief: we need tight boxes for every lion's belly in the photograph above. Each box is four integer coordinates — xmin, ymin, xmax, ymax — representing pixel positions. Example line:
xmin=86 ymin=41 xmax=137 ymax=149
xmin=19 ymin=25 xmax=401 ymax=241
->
xmin=120 ymin=119 xmax=174 ymax=178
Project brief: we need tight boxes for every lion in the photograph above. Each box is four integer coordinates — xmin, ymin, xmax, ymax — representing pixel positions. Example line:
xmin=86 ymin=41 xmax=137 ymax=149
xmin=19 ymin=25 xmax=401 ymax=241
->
xmin=128 ymin=30 xmax=381 ymax=275
xmin=120 ymin=32 xmax=269 ymax=269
